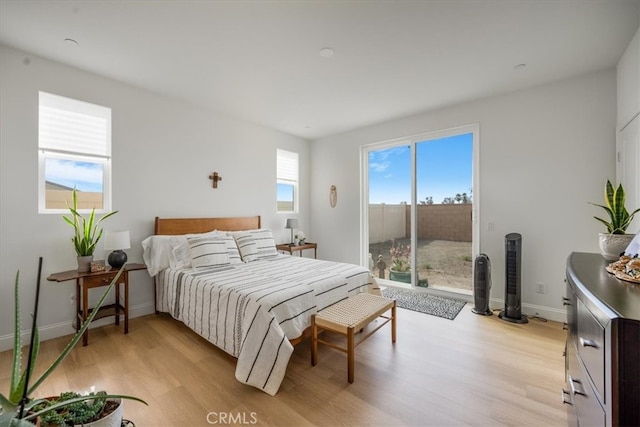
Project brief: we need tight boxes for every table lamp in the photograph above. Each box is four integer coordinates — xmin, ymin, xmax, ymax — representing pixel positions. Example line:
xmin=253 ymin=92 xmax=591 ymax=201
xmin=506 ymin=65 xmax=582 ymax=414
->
xmin=285 ymin=218 xmax=298 ymax=245
xmin=105 ymin=230 xmax=130 ymax=268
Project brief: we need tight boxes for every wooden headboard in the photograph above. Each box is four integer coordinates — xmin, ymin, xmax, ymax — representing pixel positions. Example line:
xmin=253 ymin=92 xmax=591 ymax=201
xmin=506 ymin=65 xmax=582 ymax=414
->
xmin=154 ymin=216 xmax=261 ymax=235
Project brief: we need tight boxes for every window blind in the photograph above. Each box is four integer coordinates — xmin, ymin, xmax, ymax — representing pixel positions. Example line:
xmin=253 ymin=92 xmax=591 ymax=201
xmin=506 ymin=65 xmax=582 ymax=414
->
xmin=277 ymin=149 xmax=298 ymax=182
xmin=39 ymin=92 xmax=111 ymax=157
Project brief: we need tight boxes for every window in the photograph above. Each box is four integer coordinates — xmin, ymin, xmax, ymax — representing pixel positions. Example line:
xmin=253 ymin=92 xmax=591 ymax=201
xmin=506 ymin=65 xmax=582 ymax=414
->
xmin=277 ymin=149 xmax=298 ymax=213
xmin=38 ymin=92 xmax=112 ymax=213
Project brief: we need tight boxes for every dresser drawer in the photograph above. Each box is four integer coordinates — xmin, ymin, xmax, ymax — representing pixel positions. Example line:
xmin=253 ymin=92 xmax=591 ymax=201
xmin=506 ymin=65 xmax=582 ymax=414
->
xmin=567 ymin=341 xmax=605 ymax=427
xmin=576 ymin=298 xmax=605 ymax=402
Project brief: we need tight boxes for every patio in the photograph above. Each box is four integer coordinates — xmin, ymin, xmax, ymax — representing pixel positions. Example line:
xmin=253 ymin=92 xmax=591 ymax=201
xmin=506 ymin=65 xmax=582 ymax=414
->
xmin=369 ymin=238 xmax=473 ymax=294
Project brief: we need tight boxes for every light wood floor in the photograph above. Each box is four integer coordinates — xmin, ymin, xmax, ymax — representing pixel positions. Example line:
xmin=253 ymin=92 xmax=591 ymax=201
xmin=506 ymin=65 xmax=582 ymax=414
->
xmin=0 ymin=304 xmax=568 ymax=426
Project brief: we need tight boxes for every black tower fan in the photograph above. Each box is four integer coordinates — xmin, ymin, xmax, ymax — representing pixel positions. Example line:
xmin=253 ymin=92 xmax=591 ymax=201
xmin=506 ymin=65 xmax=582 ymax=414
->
xmin=472 ymin=254 xmax=492 ymax=315
xmin=498 ymin=233 xmax=528 ymax=323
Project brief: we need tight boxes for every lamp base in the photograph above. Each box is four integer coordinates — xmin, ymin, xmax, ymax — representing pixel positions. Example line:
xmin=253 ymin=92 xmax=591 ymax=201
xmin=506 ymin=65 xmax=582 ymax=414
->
xmin=108 ymin=250 xmax=128 ymax=268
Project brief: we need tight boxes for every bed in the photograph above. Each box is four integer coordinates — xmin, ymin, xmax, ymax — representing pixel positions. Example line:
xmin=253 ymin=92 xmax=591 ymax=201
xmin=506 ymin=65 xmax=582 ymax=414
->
xmin=142 ymin=216 xmax=378 ymax=395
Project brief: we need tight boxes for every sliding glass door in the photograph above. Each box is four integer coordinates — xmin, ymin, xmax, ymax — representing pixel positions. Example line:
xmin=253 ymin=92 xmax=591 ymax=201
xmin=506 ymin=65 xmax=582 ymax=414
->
xmin=363 ymin=125 xmax=479 ymax=297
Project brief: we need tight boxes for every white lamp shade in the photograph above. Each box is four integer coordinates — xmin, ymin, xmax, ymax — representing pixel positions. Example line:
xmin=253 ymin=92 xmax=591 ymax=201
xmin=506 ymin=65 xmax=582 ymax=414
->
xmin=104 ymin=230 xmax=130 ymax=250
xmin=285 ymin=219 xmax=298 ymax=229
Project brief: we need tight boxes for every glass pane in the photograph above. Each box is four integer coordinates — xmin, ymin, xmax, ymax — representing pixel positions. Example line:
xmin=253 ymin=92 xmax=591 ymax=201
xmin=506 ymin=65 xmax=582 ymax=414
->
xmin=416 ymin=133 xmax=473 ymax=292
xmin=367 ymin=145 xmax=412 ymax=284
xmin=44 ymin=157 xmax=104 ymax=210
xmin=277 ymin=183 xmax=294 ymax=212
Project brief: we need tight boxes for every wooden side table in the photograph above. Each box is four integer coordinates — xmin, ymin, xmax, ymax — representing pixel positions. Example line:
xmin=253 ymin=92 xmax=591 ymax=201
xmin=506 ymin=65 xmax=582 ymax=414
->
xmin=276 ymin=242 xmax=318 ymax=259
xmin=47 ymin=263 xmax=147 ymax=346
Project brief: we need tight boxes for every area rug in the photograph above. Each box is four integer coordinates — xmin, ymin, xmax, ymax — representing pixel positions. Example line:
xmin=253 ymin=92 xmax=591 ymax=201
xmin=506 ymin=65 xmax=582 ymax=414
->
xmin=381 ymin=287 xmax=466 ymax=320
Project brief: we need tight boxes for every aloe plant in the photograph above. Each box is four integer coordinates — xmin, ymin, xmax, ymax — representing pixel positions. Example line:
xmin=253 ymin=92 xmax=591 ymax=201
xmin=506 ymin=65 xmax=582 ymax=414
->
xmin=591 ymin=180 xmax=640 ymax=234
xmin=0 ymin=264 xmax=146 ymax=427
xmin=62 ymin=188 xmax=118 ymax=256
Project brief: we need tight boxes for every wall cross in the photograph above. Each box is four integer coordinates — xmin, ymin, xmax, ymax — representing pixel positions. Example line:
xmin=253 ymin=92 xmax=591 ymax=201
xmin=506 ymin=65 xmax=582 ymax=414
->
xmin=208 ymin=172 xmax=222 ymax=188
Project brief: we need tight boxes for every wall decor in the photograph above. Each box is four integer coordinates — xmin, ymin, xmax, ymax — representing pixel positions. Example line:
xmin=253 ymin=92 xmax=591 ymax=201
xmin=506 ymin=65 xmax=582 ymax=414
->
xmin=208 ymin=171 xmax=222 ymax=188
xmin=329 ymin=185 xmax=337 ymax=207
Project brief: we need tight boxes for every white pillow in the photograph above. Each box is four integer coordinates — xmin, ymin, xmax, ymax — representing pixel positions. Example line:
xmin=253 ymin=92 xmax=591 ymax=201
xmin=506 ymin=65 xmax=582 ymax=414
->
xmin=170 ymin=240 xmax=192 ymax=269
xmin=168 ymin=231 xmax=224 ymax=268
xmin=220 ymin=234 xmax=243 ymax=264
xmin=141 ymin=235 xmax=174 ymax=276
xmin=187 ymin=236 xmax=230 ymax=269
xmin=233 ymin=232 xmax=258 ymax=262
xmin=248 ymin=229 xmax=278 ymax=259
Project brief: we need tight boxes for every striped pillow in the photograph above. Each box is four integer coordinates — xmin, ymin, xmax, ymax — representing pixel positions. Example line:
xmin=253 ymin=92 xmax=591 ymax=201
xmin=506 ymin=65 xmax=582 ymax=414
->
xmin=248 ymin=229 xmax=278 ymax=259
xmin=220 ymin=234 xmax=243 ymax=264
xmin=187 ymin=236 xmax=230 ymax=269
xmin=234 ymin=232 xmax=258 ymax=262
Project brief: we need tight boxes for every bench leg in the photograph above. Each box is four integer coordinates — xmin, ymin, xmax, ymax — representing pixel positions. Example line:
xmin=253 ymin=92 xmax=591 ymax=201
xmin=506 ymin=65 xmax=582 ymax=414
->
xmin=391 ymin=302 xmax=397 ymax=343
xmin=311 ymin=314 xmax=318 ymax=366
xmin=347 ymin=326 xmax=355 ymax=383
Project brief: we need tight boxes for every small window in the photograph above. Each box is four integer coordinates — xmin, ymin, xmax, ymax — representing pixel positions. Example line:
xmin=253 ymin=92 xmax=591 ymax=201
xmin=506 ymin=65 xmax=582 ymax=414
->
xmin=38 ymin=92 xmax=112 ymax=213
xmin=277 ymin=149 xmax=298 ymax=213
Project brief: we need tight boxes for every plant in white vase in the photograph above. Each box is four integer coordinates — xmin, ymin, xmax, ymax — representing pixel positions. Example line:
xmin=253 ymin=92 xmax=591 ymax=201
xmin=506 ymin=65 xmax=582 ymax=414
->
xmin=590 ymin=180 xmax=640 ymax=261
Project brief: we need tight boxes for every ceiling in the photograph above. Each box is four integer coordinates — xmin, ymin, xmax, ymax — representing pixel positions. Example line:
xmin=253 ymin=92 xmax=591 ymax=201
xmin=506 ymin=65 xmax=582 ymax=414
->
xmin=1 ymin=1 xmax=638 ymax=140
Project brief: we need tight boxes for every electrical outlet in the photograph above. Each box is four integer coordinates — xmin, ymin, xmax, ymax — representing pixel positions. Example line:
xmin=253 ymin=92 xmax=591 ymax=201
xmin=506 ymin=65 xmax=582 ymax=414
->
xmin=70 ymin=293 xmax=75 ymax=305
xmin=536 ymin=282 xmax=546 ymax=294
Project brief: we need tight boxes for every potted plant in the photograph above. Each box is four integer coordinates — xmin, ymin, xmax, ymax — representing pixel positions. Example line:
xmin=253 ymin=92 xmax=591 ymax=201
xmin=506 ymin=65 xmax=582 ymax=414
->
xmin=33 ymin=391 xmax=124 ymax=427
xmin=389 ymin=240 xmax=411 ymax=284
xmin=591 ymin=180 xmax=640 ymax=261
xmin=63 ymin=188 xmax=118 ymax=272
xmin=0 ymin=262 xmax=146 ymax=427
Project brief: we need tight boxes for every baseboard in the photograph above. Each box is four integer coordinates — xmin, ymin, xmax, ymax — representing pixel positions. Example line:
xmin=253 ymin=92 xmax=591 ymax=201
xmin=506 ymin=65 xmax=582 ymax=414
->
xmin=0 ymin=302 xmax=156 ymax=352
xmin=489 ymin=298 xmax=566 ymax=323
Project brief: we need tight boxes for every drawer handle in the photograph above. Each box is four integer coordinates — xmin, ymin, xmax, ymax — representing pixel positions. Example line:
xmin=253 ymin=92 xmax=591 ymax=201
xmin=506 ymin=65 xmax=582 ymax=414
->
xmin=562 ymin=297 xmax=571 ymax=306
xmin=561 ymin=389 xmax=573 ymax=405
xmin=569 ymin=376 xmax=586 ymax=396
xmin=562 ymin=322 xmax=568 ymax=331
xmin=579 ymin=337 xmax=599 ymax=349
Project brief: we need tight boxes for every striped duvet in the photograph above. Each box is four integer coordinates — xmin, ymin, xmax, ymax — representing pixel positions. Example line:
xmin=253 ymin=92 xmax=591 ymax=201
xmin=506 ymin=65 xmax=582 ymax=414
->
xmin=155 ymin=254 xmax=375 ymax=395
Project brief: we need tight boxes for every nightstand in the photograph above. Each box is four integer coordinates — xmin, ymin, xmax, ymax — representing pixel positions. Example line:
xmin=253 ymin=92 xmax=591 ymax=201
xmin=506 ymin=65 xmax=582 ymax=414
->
xmin=276 ymin=242 xmax=317 ymax=259
xmin=47 ymin=263 xmax=147 ymax=346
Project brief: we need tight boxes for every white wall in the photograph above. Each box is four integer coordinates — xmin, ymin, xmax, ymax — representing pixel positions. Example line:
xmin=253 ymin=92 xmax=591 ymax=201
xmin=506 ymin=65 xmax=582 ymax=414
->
xmin=0 ymin=44 xmax=310 ymax=350
xmin=310 ymin=70 xmax=617 ymax=322
xmin=617 ymin=27 xmax=639 ymax=131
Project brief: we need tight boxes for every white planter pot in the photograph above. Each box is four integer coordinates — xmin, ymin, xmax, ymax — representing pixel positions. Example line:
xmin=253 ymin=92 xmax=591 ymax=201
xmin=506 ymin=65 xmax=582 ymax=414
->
xmin=74 ymin=399 xmax=122 ymax=427
xmin=598 ymin=233 xmax=634 ymax=261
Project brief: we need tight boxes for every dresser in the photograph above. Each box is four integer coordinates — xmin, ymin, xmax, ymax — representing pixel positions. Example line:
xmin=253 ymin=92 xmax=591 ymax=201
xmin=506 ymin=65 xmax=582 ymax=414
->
xmin=564 ymin=252 xmax=640 ymax=427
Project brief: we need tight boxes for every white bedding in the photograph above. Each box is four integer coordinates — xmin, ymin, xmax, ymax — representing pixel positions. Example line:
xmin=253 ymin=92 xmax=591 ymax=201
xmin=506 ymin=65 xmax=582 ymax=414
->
xmin=155 ymin=254 xmax=375 ymax=395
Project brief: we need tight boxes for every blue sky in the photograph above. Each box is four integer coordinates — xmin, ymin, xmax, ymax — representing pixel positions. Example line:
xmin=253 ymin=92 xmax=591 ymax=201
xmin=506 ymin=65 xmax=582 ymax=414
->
xmin=368 ymin=133 xmax=473 ymax=204
xmin=45 ymin=158 xmax=104 ymax=192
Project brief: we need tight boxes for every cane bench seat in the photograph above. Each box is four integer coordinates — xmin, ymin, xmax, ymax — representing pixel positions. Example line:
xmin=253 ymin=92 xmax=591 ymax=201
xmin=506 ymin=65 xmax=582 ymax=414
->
xmin=311 ymin=292 xmax=396 ymax=383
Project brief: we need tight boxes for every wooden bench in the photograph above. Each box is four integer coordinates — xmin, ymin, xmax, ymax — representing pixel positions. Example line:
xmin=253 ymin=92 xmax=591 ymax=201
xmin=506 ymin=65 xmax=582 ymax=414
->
xmin=311 ymin=292 xmax=396 ymax=383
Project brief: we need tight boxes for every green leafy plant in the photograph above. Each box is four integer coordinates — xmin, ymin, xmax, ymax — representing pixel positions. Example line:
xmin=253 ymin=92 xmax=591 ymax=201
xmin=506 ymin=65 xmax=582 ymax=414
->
xmin=34 ymin=391 xmax=114 ymax=426
xmin=62 ymin=188 xmax=118 ymax=256
xmin=591 ymin=180 xmax=640 ymax=234
xmin=0 ymin=265 xmax=146 ymax=427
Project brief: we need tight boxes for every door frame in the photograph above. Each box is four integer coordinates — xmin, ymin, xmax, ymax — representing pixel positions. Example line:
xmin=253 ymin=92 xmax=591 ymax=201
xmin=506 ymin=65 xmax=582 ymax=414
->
xmin=360 ymin=123 xmax=480 ymax=294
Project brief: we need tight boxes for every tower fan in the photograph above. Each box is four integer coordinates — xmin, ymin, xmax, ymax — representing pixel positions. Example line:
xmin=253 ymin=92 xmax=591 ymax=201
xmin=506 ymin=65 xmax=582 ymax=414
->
xmin=472 ymin=254 xmax=492 ymax=315
xmin=499 ymin=233 xmax=528 ymax=323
